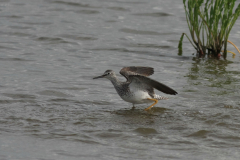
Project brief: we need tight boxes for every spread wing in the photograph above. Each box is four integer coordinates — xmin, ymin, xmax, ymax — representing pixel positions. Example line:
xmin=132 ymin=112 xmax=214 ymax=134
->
xmin=120 ymin=66 xmax=154 ymax=81
xmin=129 ymin=75 xmax=178 ymax=95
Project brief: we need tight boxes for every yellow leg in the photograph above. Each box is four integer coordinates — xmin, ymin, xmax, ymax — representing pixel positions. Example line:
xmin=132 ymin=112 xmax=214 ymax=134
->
xmin=144 ymin=98 xmax=158 ymax=111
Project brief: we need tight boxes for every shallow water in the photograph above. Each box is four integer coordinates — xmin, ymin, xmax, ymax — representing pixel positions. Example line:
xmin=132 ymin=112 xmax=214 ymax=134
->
xmin=0 ymin=0 xmax=240 ymax=160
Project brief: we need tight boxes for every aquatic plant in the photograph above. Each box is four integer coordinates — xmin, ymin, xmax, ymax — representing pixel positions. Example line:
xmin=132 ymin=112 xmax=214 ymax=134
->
xmin=179 ymin=0 xmax=240 ymax=59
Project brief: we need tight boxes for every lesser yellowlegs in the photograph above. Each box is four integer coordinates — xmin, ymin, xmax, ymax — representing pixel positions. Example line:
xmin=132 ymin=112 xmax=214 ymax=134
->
xmin=93 ymin=66 xmax=177 ymax=110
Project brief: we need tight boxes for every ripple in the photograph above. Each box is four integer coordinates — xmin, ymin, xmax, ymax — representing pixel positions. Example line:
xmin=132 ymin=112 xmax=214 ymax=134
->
xmin=52 ymin=149 xmax=85 ymax=158
xmin=95 ymin=131 xmax=122 ymax=138
xmin=0 ymin=15 xmax=23 ymax=19
xmin=133 ymin=12 xmax=172 ymax=17
xmin=50 ymin=87 xmax=87 ymax=91
xmin=21 ymin=22 xmax=52 ymax=25
xmin=37 ymin=90 xmax=72 ymax=98
xmin=107 ymin=6 xmax=130 ymax=12
xmin=87 ymin=100 xmax=112 ymax=105
xmin=0 ymin=99 xmax=36 ymax=104
xmin=2 ymin=93 xmax=36 ymax=99
xmin=0 ymin=57 xmax=32 ymax=61
xmin=134 ymin=128 xmax=158 ymax=135
xmin=74 ymin=10 xmax=100 ymax=14
xmin=114 ymin=1 xmax=147 ymax=4
xmin=37 ymin=37 xmax=63 ymax=41
xmin=0 ymin=31 xmax=33 ymax=37
xmin=8 ymin=26 xmax=33 ymax=30
xmin=0 ymin=46 xmax=18 ymax=50
xmin=187 ymin=130 xmax=210 ymax=138
xmin=47 ymin=99 xmax=82 ymax=105
xmin=125 ymin=43 xmax=172 ymax=49
xmin=36 ymin=36 xmax=74 ymax=44
xmin=91 ymin=47 xmax=129 ymax=52
xmin=119 ymin=28 xmax=174 ymax=36
xmin=51 ymin=1 xmax=97 ymax=8
xmin=58 ymin=34 xmax=98 ymax=41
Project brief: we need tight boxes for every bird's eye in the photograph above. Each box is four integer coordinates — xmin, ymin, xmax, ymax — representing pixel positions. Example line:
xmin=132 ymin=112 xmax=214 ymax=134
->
xmin=107 ymin=72 xmax=110 ymax=75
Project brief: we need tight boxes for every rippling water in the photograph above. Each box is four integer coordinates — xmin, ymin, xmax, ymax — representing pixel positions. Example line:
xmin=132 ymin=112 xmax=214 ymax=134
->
xmin=0 ymin=0 xmax=240 ymax=160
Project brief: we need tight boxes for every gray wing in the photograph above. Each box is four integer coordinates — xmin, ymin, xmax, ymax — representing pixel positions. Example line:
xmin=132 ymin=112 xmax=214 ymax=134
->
xmin=120 ymin=66 xmax=154 ymax=81
xmin=129 ymin=75 xmax=178 ymax=95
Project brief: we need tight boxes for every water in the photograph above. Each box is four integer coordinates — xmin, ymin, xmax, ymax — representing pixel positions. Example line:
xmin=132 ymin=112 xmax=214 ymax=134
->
xmin=0 ymin=0 xmax=240 ymax=159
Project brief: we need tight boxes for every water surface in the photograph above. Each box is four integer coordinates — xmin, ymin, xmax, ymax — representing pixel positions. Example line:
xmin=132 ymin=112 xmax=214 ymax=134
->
xmin=0 ymin=0 xmax=240 ymax=160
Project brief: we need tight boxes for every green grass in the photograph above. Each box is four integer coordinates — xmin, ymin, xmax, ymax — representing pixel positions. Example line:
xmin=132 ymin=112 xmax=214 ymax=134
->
xmin=179 ymin=0 xmax=240 ymax=59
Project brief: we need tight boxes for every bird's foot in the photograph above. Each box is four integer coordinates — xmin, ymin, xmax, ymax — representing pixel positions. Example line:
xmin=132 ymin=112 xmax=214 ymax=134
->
xmin=144 ymin=98 xmax=158 ymax=111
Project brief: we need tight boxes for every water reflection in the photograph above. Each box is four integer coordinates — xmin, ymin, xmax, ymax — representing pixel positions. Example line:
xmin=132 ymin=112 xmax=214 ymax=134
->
xmin=186 ymin=58 xmax=239 ymax=93
xmin=112 ymin=107 xmax=168 ymax=116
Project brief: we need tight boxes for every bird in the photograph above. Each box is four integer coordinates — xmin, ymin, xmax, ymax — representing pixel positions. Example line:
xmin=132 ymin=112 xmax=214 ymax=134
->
xmin=93 ymin=66 xmax=177 ymax=111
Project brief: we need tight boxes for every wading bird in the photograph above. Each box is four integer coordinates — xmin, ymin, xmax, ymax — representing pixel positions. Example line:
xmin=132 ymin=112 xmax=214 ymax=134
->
xmin=93 ymin=66 xmax=177 ymax=110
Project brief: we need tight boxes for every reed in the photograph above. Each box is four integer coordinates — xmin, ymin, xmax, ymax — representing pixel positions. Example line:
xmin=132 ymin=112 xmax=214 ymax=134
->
xmin=179 ymin=0 xmax=240 ymax=58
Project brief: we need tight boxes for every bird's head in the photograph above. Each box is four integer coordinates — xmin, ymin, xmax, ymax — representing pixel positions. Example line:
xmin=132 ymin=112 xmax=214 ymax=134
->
xmin=93 ymin=70 xmax=116 ymax=80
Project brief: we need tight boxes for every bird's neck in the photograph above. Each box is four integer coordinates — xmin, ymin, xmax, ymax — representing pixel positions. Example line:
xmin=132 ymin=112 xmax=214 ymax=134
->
xmin=109 ymin=76 xmax=126 ymax=97
xmin=109 ymin=76 xmax=122 ymax=87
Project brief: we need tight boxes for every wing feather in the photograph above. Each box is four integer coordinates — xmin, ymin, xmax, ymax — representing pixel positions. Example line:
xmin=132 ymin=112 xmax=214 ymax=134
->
xmin=129 ymin=75 xmax=178 ymax=95
xmin=120 ymin=66 xmax=154 ymax=81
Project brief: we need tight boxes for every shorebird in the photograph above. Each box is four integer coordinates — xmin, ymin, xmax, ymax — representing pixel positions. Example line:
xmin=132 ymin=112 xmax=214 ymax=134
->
xmin=93 ymin=66 xmax=177 ymax=110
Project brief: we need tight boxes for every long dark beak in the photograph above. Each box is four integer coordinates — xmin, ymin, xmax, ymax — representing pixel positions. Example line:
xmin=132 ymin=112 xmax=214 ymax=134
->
xmin=93 ymin=74 xmax=105 ymax=79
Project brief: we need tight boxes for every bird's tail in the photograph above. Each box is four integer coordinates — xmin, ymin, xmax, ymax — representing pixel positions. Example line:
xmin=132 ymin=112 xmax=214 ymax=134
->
xmin=154 ymin=94 xmax=168 ymax=100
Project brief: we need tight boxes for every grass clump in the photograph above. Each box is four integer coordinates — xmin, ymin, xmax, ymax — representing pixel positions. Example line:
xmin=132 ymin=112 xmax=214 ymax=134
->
xmin=179 ymin=0 xmax=240 ymax=59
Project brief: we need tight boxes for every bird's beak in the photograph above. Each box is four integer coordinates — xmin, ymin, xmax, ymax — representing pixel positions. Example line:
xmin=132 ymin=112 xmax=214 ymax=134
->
xmin=93 ymin=74 xmax=105 ymax=79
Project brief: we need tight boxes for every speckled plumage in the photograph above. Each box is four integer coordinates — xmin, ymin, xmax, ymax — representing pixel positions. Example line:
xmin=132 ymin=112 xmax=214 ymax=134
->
xmin=93 ymin=66 xmax=177 ymax=110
